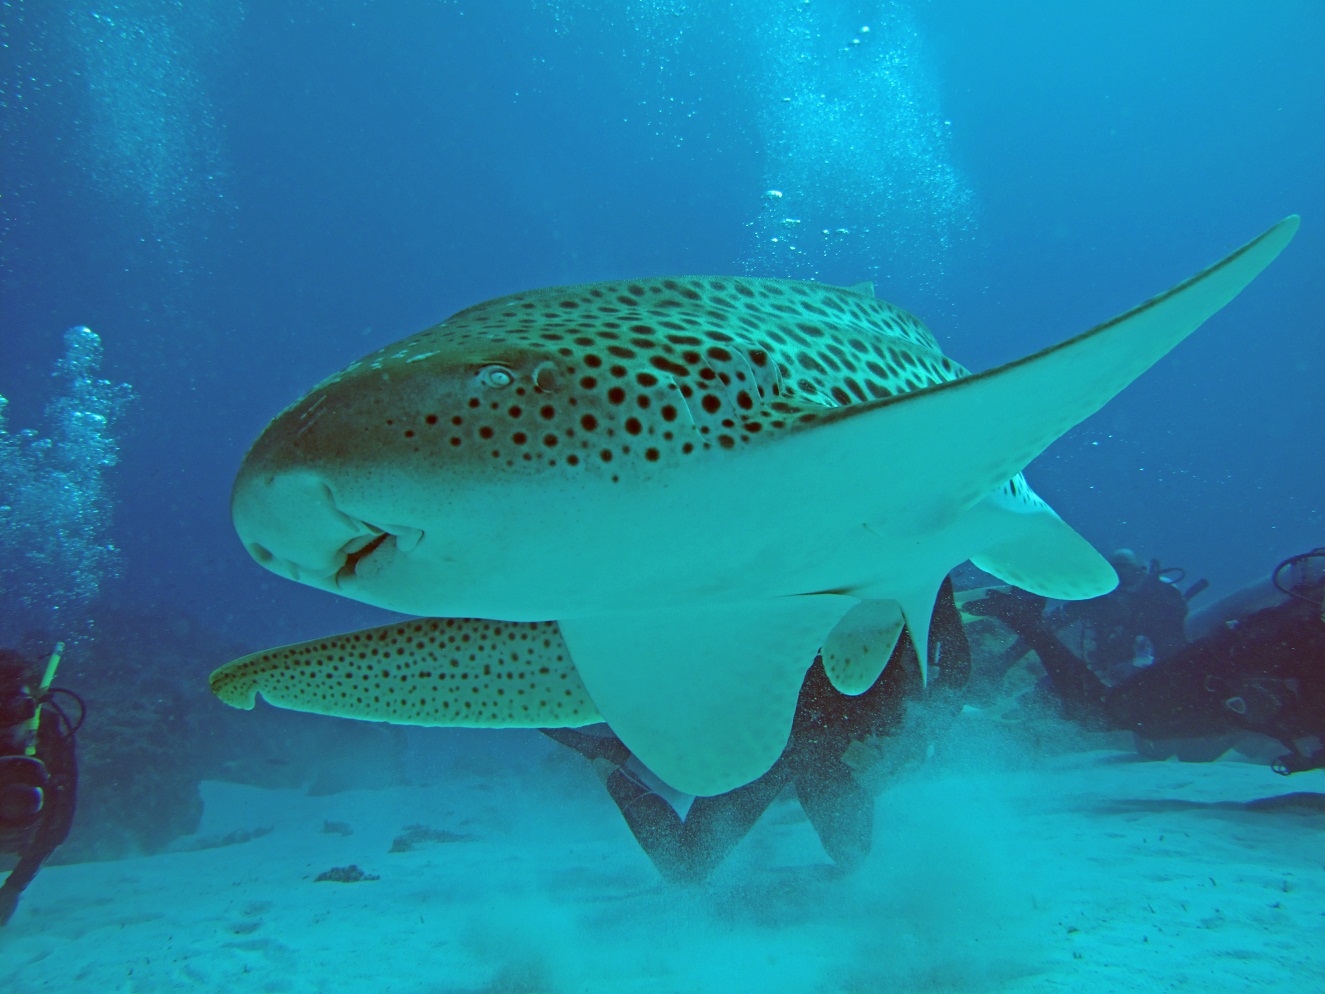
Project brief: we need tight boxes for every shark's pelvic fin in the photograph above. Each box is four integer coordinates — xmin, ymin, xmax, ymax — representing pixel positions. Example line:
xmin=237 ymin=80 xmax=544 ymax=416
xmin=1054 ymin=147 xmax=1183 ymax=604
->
xmin=820 ymin=599 xmax=905 ymax=695
xmin=968 ymin=481 xmax=1117 ymax=598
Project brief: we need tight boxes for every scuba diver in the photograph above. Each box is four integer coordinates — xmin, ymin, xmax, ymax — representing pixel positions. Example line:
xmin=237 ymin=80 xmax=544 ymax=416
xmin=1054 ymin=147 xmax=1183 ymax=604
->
xmin=1054 ymin=548 xmax=1191 ymax=680
xmin=0 ymin=644 xmax=82 ymax=926
xmin=543 ymin=578 xmax=970 ymax=884
xmin=995 ymin=548 xmax=1192 ymax=685
xmin=966 ymin=548 xmax=1325 ymax=775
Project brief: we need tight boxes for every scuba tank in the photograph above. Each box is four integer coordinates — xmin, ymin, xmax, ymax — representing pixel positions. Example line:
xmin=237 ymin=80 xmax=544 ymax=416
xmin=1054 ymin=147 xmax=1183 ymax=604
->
xmin=1185 ymin=547 xmax=1325 ymax=641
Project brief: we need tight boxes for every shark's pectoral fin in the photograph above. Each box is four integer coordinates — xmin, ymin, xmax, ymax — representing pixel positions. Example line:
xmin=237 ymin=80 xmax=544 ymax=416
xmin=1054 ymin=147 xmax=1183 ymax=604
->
xmin=820 ymin=599 xmax=904 ymax=695
xmin=209 ymin=617 xmax=601 ymax=727
xmin=970 ymin=514 xmax=1115 ymax=599
xmin=558 ymin=594 xmax=856 ymax=796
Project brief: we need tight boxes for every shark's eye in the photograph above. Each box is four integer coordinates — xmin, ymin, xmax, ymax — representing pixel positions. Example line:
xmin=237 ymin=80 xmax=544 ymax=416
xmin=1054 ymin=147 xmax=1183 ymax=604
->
xmin=477 ymin=365 xmax=514 ymax=389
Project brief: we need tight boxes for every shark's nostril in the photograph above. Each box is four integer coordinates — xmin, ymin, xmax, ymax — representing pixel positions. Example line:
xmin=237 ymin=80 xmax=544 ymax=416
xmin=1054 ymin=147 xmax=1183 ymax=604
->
xmin=233 ymin=469 xmax=387 ymax=581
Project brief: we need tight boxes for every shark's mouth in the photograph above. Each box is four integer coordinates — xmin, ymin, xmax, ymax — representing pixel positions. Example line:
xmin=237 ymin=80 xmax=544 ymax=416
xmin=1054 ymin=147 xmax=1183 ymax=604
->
xmin=333 ymin=525 xmax=424 ymax=586
xmin=336 ymin=531 xmax=389 ymax=583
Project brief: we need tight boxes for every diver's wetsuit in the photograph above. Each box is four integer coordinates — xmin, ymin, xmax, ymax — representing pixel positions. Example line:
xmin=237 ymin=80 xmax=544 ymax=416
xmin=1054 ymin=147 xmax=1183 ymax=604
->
xmin=968 ymin=584 xmax=1325 ymax=773
xmin=546 ymin=579 xmax=970 ymax=884
xmin=0 ymin=716 xmax=78 ymax=925
xmin=1056 ymin=570 xmax=1189 ymax=676
xmin=995 ymin=568 xmax=1189 ymax=686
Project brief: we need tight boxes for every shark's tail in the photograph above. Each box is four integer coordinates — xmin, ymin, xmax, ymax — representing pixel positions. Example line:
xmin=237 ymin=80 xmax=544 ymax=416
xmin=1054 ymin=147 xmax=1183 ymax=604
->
xmin=791 ymin=216 xmax=1300 ymax=682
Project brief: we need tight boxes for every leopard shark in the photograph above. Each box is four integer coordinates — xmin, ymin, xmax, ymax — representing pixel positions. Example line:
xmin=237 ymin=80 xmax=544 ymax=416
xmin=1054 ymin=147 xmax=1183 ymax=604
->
xmin=211 ymin=216 xmax=1299 ymax=796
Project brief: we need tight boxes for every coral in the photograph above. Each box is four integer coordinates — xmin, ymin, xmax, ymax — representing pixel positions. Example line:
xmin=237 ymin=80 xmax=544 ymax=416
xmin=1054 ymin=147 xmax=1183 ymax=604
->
xmin=46 ymin=603 xmax=237 ymax=862
xmin=389 ymin=823 xmax=472 ymax=853
xmin=176 ymin=827 xmax=273 ymax=852
xmin=314 ymin=865 xmax=379 ymax=883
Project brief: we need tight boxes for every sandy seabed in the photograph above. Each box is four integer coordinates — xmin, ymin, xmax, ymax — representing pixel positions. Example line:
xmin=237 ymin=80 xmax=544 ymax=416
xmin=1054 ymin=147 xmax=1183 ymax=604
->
xmin=2 ymin=716 xmax=1321 ymax=994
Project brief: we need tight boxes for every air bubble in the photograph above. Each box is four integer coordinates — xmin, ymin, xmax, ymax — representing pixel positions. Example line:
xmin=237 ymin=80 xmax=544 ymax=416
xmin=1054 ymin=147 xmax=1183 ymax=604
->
xmin=0 ymin=326 xmax=135 ymax=642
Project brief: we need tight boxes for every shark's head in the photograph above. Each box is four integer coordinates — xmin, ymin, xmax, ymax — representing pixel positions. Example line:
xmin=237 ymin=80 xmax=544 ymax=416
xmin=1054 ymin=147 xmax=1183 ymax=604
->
xmin=233 ymin=308 xmax=587 ymax=607
xmin=233 ymin=276 xmax=852 ymax=614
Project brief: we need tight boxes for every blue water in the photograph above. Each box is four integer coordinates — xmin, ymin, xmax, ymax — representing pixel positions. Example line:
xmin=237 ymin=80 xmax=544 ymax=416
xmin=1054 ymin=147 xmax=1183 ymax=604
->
xmin=1 ymin=2 xmax=1323 ymax=987
xmin=0 ymin=0 xmax=1322 ymax=842
xmin=3 ymin=0 xmax=1322 ymax=649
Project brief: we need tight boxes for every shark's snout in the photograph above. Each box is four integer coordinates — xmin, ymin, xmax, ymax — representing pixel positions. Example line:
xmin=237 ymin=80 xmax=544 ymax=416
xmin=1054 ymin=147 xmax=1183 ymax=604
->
xmin=232 ymin=468 xmax=423 ymax=588
xmin=232 ymin=470 xmax=368 ymax=582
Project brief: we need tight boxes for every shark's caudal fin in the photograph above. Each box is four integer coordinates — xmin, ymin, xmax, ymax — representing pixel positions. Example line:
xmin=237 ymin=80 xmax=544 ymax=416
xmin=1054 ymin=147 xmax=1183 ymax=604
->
xmin=763 ymin=215 xmax=1298 ymax=680
xmin=210 ymin=617 xmax=601 ymax=727
xmin=838 ymin=215 xmax=1300 ymax=528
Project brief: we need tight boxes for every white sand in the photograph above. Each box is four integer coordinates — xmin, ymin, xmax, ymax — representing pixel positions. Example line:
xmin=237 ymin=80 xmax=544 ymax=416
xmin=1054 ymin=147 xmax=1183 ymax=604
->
xmin=2 ymin=720 xmax=1321 ymax=994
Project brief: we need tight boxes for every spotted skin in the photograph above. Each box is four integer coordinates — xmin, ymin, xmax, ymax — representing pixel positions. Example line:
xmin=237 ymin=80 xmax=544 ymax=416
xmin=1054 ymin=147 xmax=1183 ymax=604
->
xmin=237 ymin=273 xmax=1042 ymax=614
xmin=211 ymin=618 xmax=597 ymax=726
xmin=261 ymin=277 xmax=966 ymax=485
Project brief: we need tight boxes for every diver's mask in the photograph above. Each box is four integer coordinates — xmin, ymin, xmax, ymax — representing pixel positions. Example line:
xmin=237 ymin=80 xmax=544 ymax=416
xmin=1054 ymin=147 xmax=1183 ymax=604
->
xmin=0 ymin=754 xmax=48 ymax=828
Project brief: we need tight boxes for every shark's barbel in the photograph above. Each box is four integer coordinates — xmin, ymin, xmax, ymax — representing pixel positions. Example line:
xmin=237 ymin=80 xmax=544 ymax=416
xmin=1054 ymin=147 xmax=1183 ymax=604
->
xmin=213 ymin=216 xmax=1300 ymax=795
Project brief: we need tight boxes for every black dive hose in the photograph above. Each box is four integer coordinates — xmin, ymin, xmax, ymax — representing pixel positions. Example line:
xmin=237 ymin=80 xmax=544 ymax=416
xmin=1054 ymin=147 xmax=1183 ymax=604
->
xmin=1272 ymin=547 xmax=1325 ymax=604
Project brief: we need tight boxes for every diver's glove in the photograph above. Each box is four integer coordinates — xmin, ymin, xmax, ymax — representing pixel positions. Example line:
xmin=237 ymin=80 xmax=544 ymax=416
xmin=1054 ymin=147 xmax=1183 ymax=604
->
xmin=540 ymin=727 xmax=631 ymax=770
xmin=963 ymin=588 xmax=1049 ymax=636
xmin=842 ymin=738 xmax=887 ymax=795
xmin=841 ymin=735 xmax=888 ymax=776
